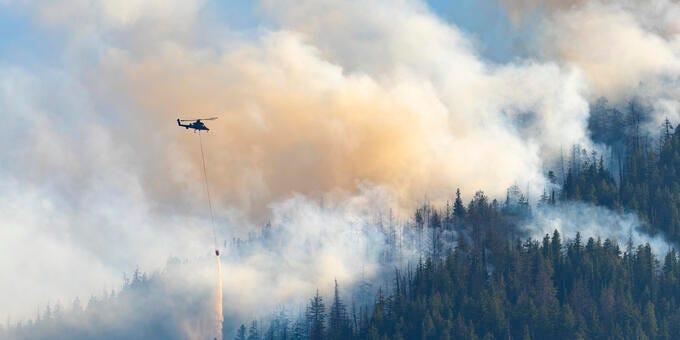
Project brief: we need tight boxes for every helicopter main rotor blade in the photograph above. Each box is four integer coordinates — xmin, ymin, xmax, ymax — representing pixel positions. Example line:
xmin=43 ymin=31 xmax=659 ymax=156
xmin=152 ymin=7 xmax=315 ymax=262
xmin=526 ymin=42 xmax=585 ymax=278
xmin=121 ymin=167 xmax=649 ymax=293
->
xmin=178 ymin=117 xmax=218 ymax=121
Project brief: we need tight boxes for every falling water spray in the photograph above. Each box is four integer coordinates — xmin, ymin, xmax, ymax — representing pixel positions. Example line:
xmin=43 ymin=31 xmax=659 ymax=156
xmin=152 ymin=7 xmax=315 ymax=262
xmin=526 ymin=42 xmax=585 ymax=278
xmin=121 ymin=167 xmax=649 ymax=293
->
xmin=215 ymin=255 xmax=224 ymax=339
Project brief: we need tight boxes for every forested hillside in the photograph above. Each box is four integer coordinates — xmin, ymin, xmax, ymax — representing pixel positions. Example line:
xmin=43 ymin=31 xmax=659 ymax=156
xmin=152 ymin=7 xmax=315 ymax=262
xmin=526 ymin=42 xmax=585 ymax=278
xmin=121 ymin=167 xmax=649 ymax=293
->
xmin=260 ymin=232 xmax=679 ymax=339
xmin=245 ymin=197 xmax=680 ymax=339
xmin=564 ymin=98 xmax=680 ymax=242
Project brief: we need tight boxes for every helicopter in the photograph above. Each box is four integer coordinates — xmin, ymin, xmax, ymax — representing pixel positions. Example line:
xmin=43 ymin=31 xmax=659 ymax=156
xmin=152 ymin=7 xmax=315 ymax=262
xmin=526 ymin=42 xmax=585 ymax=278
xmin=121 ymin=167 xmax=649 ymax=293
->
xmin=177 ymin=117 xmax=218 ymax=132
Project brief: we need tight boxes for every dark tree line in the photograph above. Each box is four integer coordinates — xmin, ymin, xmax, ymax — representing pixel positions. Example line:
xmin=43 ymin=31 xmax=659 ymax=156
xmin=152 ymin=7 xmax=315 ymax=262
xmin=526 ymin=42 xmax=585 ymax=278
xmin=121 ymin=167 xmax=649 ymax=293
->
xmin=356 ymin=230 xmax=680 ymax=340
xmin=248 ymin=228 xmax=680 ymax=339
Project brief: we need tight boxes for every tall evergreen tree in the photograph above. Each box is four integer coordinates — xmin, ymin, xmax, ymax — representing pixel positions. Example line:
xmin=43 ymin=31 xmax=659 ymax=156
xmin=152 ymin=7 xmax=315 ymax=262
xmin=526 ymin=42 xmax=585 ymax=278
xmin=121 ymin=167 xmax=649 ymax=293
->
xmin=454 ymin=188 xmax=466 ymax=220
xmin=327 ymin=280 xmax=351 ymax=340
xmin=307 ymin=290 xmax=325 ymax=340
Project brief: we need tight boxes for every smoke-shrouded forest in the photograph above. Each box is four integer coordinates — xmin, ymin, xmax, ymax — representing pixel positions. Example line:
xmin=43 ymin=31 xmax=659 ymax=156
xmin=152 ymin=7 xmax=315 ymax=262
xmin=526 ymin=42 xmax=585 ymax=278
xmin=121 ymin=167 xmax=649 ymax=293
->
xmin=566 ymin=98 xmax=680 ymax=243
xmin=6 ymin=98 xmax=680 ymax=339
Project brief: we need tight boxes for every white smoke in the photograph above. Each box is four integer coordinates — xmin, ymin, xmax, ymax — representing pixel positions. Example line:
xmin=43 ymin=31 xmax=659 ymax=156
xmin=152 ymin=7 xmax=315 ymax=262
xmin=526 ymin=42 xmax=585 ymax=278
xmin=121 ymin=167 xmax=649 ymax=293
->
xmin=220 ymin=185 xmax=395 ymax=318
xmin=527 ymin=202 xmax=674 ymax=256
xmin=537 ymin=1 xmax=680 ymax=102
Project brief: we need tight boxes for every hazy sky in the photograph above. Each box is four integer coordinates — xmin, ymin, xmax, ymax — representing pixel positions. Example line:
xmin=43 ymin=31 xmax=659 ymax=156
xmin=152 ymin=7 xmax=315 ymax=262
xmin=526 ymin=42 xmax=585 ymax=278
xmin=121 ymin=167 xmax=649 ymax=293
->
xmin=2 ymin=0 xmax=679 ymax=326
xmin=0 ymin=0 xmax=525 ymax=64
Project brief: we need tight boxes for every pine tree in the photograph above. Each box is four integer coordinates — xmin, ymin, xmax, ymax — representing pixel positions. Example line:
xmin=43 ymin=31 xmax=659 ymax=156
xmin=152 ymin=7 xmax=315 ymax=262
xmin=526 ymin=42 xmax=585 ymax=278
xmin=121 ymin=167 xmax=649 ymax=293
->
xmin=454 ymin=188 xmax=466 ymax=220
xmin=327 ymin=280 xmax=351 ymax=339
xmin=247 ymin=321 xmax=259 ymax=340
xmin=307 ymin=290 xmax=326 ymax=340
xmin=235 ymin=324 xmax=247 ymax=340
xmin=291 ymin=319 xmax=305 ymax=340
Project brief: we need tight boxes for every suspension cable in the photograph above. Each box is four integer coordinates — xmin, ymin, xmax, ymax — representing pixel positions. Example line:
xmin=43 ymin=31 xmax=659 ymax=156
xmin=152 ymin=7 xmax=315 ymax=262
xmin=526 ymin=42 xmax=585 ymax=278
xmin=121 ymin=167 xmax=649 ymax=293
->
xmin=198 ymin=132 xmax=218 ymax=251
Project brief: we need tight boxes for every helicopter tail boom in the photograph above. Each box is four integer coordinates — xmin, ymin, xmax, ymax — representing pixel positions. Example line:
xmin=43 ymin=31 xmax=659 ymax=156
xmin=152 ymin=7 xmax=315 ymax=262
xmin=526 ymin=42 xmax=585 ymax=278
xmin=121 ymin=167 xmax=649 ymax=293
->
xmin=177 ymin=118 xmax=189 ymax=129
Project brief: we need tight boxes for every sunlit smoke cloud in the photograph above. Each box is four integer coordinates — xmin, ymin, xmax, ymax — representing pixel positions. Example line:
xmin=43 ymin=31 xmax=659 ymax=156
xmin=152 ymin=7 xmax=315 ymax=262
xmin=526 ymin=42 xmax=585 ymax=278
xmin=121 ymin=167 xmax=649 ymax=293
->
xmin=499 ymin=0 xmax=680 ymax=109
xmin=6 ymin=0 xmax=596 ymax=214
xmin=539 ymin=2 xmax=680 ymax=101
xmin=91 ymin=0 xmax=595 ymax=220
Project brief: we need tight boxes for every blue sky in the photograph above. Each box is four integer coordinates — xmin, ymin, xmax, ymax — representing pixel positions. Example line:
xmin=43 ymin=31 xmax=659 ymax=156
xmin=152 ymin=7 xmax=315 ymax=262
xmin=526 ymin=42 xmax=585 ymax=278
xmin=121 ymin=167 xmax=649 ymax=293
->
xmin=426 ymin=0 xmax=535 ymax=62
xmin=0 ymin=3 xmax=65 ymax=67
